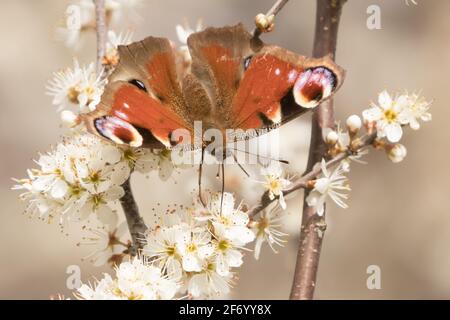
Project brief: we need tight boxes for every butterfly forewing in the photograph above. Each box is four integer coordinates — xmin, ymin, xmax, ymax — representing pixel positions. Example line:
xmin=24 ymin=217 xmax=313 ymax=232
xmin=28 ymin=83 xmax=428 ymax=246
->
xmin=82 ymin=37 xmax=193 ymax=148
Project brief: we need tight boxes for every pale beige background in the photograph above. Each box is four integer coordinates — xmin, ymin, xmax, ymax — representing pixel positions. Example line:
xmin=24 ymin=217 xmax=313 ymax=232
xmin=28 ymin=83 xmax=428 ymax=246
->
xmin=1 ymin=0 xmax=449 ymax=299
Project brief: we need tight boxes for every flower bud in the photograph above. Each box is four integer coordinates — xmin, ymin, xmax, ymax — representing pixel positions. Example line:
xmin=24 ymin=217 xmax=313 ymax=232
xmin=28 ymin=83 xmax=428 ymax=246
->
xmin=255 ymin=13 xmax=274 ymax=32
xmin=387 ymin=144 xmax=407 ymax=163
xmin=346 ymin=114 xmax=362 ymax=133
xmin=325 ymin=130 xmax=339 ymax=145
xmin=60 ymin=110 xmax=80 ymax=128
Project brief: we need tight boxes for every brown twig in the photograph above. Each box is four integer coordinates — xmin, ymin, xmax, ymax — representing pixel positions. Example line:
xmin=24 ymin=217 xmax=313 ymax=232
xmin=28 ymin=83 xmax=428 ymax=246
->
xmin=120 ymin=178 xmax=148 ymax=255
xmin=93 ymin=0 xmax=147 ymax=255
xmin=252 ymin=0 xmax=290 ymax=38
xmin=289 ymin=0 xmax=347 ymax=300
xmin=93 ymin=0 xmax=107 ymax=74
xmin=247 ymin=133 xmax=375 ymax=219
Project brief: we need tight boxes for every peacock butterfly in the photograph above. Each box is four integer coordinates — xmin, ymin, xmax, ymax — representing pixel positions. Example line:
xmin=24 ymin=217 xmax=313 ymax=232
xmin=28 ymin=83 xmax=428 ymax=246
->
xmin=80 ymin=24 xmax=345 ymax=154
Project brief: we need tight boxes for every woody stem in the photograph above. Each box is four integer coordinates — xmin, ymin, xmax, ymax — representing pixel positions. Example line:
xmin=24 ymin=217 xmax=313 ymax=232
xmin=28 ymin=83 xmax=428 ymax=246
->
xmin=289 ymin=0 xmax=347 ymax=300
xmin=93 ymin=0 xmax=148 ymax=255
xmin=93 ymin=0 xmax=107 ymax=74
xmin=120 ymin=178 xmax=148 ymax=255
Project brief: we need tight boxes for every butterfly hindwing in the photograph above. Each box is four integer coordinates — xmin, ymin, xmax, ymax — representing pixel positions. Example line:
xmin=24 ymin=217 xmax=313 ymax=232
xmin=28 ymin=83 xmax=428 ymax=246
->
xmin=188 ymin=24 xmax=254 ymax=128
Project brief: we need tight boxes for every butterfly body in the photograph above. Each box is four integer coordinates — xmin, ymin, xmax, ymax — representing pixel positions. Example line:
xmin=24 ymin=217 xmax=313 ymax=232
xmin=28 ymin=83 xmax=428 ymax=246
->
xmin=81 ymin=24 xmax=345 ymax=151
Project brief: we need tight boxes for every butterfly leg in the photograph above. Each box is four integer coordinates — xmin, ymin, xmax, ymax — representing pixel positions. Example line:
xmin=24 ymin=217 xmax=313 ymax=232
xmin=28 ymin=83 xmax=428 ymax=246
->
xmin=232 ymin=152 xmax=251 ymax=178
xmin=220 ymin=162 xmax=225 ymax=215
xmin=198 ymin=147 xmax=206 ymax=207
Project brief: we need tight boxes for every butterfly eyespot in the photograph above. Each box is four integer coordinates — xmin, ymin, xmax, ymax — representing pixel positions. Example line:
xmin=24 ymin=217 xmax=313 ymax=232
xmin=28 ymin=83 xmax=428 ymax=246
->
xmin=243 ymin=55 xmax=253 ymax=70
xmin=128 ymin=79 xmax=147 ymax=92
xmin=293 ymin=67 xmax=337 ymax=109
xmin=94 ymin=116 xmax=143 ymax=147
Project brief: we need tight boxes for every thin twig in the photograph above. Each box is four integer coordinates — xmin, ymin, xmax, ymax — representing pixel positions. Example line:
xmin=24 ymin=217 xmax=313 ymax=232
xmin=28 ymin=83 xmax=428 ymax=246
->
xmin=252 ymin=0 xmax=290 ymax=38
xmin=93 ymin=0 xmax=107 ymax=74
xmin=290 ymin=0 xmax=347 ymax=300
xmin=247 ymin=133 xmax=375 ymax=219
xmin=120 ymin=178 xmax=148 ymax=255
xmin=93 ymin=0 xmax=148 ymax=255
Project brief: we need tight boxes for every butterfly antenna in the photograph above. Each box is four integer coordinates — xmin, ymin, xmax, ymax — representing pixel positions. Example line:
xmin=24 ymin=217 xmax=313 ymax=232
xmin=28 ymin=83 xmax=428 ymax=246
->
xmin=198 ymin=147 xmax=206 ymax=207
xmin=232 ymin=152 xmax=251 ymax=178
xmin=230 ymin=147 xmax=289 ymax=164
xmin=220 ymin=163 xmax=225 ymax=215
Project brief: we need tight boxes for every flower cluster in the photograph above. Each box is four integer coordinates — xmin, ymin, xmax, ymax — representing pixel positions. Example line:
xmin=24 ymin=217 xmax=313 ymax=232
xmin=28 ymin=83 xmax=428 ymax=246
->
xmin=142 ymin=192 xmax=253 ymax=299
xmin=12 ymin=132 xmax=162 ymax=225
xmin=51 ymin=0 xmax=137 ymax=120
xmin=361 ymin=91 xmax=431 ymax=163
xmin=308 ymin=90 xmax=432 ymax=216
xmin=47 ymin=59 xmax=106 ymax=114
xmin=363 ymin=90 xmax=431 ymax=143
xmin=77 ymin=258 xmax=178 ymax=300
xmin=139 ymin=192 xmax=286 ymax=299
xmin=73 ymin=191 xmax=288 ymax=299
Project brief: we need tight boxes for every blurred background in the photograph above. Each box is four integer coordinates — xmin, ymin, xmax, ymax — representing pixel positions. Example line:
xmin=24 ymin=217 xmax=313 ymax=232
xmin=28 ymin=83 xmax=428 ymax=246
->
xmin=1 ymin=0 xmax=449 ymax=299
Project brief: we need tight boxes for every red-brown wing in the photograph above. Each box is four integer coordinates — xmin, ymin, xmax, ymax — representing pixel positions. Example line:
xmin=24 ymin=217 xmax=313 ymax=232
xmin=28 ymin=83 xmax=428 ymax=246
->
xmin=187 ymin=24 xmax=253 ymax=128
xmin=232 ymin=46 xmax=345 ymax=130
xmin=187 ymin=24 xmax=345 ymax=134
xmin=81 ymin=37 xmax=193 ymax=149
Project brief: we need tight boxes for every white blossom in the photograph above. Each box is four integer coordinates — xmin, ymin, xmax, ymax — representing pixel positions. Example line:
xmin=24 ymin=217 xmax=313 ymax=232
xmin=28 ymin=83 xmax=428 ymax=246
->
xmin=75 ymin=187 xmax=122 ymax=226
xmin=47 ymin=59 xmax=106 ymax=113
xmin=121 ymin=147 xmax=157 ymax=174
xmin=13 ymin=133 xmax=130 ymax=225
xmin=176 ymin=230 xmax=214 ymax=273
xmin=210 ymin=229 xmax=245 ymax=276
xmin=250 ymin=206 xmax=287 ymax=260
xmin=306 ymin=159 xmax=350 ymax=216
xmin=400 ymin=93 xmax=432 ymax=130
xmin=363 ymin=91 xmax=432 ymax=142
xmin=153 ymin=149 xmax=177 ymax=181
xmin=187 ymin=259 xmax=232 ymax=299
xmin=103 ymin=30 xmax=133 ymax=66
xmin=197 ymin=192 xmax=255 ymax=246
xmin=82 ymin=222 xmax=129 ymax=266
xmin=258 ymin=162 xmax=291 ymax=210
xmin=143 ymin=224 xmax=186 ymax=279
xmin=77 ymin=258 xmax=178 ymax=300
xmin=363 ymin=90 xmax=406 ymax=142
